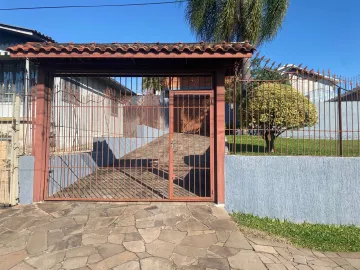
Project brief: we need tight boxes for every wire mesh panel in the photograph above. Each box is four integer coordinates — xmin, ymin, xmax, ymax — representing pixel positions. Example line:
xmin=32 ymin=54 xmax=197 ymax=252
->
xmin=47 ymin=75 xmax=214 ymax=201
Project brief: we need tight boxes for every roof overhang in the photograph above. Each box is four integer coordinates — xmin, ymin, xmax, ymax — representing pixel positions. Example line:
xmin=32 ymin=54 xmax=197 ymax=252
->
xmin=279 ymin=64 xmax=340 ymax=83
xmin=0 ymin=23 xmax=55 ymax=42
xmin=7 ymin=42 xmax=255 ymax=59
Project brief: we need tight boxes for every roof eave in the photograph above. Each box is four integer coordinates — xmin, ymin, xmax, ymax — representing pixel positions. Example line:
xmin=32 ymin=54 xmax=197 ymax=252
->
xmin=0 ymin=24 xmax=55 ymax=42
xmin=8 ymin=51 xmax=254 ymax=59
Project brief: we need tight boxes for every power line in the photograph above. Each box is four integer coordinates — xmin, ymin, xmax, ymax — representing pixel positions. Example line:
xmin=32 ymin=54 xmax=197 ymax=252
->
xmin=0 ymin=0 xmax=188 ymax=11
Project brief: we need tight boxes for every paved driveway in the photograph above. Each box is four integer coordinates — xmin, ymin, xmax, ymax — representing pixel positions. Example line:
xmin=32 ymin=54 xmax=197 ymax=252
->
xmin=0 ymin=202 xmax=359 ymax=270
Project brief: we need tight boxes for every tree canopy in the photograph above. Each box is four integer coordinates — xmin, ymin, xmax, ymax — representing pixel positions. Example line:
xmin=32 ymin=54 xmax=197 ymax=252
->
xmin=184 ymin=0 xmax=289 ymax=46
xmin=246 ymin=83 xmax=318 ymax=136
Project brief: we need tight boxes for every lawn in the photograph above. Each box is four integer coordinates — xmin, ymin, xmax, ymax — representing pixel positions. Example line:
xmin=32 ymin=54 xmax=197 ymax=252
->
xmin=232 ymin=213 xmax=360 ymax=252
xmin=226 ymin=135 xmax=360 ymax=157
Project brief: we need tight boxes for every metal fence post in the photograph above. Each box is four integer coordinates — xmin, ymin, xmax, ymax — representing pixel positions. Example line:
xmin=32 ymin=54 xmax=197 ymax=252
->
xmin=10 ymin=94 xmax=21 ymax=205
xmin=337 ymin=87 xmax=343 ymax=157
xmin=233 ymin=77 xmax=237 ymax=153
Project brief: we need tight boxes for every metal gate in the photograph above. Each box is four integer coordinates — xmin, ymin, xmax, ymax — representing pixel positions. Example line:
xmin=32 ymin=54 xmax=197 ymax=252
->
xmin=47 ymin=76 xmax=214 ymax=201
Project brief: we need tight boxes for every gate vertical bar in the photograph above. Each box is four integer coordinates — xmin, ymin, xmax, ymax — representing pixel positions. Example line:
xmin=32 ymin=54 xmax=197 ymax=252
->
xmin=33 ymin=67 xmax=52 ymax=202
xmin=337 ymin=87 xmax=343 ymax=157
xmin=214 ymin=69 xmax=226 ymax=204
xmin=210 ymin=92 xmax=215 ymax=200
xmin=168 ymin=91 xmax=174 ymax=199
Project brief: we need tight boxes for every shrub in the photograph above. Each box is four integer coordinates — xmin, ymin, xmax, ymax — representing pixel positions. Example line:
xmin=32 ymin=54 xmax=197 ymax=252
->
xmin=245 ymin=83 xmax=318 ymax=152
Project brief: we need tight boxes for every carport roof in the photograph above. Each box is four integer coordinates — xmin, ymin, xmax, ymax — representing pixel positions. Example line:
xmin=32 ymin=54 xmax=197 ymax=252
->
xmin=7 ymin=41 xmax=255 ymax=59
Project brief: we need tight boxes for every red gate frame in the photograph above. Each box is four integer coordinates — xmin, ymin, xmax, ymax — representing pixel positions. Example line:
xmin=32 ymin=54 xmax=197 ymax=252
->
xmin=32 ymin=69 xmax=227 ymax=204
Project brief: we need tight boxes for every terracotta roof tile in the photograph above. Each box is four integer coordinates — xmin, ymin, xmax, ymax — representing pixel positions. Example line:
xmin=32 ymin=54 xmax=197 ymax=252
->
xmin=7 ymin=42 xmax=255 ymax=57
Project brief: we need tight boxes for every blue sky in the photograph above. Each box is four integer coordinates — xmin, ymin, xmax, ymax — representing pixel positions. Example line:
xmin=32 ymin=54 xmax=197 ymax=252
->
xmin=1 ymin=0 xmax=359 ymax=77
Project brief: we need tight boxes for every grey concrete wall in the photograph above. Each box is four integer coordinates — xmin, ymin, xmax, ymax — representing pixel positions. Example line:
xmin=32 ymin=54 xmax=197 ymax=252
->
xmin=49 ymin=152 xmax=98 ymax=195
xmin=19 ymin=156 xmax=34 ymax=204
xmin=93 ymin=124 xmax=169 ymax=166
xmin=225 ymin=155 xmax=360 ymax=225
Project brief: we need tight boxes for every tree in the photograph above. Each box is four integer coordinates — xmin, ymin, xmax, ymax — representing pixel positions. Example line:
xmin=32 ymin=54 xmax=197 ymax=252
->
xmin=246 ymin=83 xmax=318 ymax=152
xmin=225 ymin=58 xmax=290 ymax=103
xmin=183 ymin=0 xmax=289 ymax=79
xmin=142 ymin=77 xmax=166 ymax=94
xmin=250 ymin=58 xmax=289 ymax=82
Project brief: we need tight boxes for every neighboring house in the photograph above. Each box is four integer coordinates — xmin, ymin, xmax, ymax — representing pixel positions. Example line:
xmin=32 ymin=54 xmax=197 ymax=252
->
xmin=276 ymin=65 xmax=359 ymax=140
xmin=223 ymin=64 xmax=359 ymax=139
xmin=0 ymin=22 xmax=54 ymax=55
xmin=0 ymin=23 xmax=54 ymax=154
xmin=0 ymin=23 xmax=55 ymax=205
xmin=279 ymin=64 xmax=340 ymax=103
xmin=52 ymin=76 xmax=135 ymax=153
xmin=328 ymin=87 xmax=360 ymax=102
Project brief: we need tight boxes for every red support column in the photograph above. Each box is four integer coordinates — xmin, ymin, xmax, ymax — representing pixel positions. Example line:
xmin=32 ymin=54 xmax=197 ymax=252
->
xmin=33 ymin=68 xmax=52 ymax=202
xmin=214 ymin=69 xmax=226 ymax=204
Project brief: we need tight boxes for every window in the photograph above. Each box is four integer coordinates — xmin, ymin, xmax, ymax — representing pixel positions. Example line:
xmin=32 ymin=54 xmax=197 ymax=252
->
xmin=62 ymin=78 xmax=80 ymax=105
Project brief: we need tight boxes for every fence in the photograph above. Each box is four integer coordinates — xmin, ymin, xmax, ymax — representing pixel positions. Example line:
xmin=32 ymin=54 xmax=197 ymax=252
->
xmin=225 ymin=55 xmax=360 ymax=157
xmin=0 ymin=61 xmax=35 ymax=205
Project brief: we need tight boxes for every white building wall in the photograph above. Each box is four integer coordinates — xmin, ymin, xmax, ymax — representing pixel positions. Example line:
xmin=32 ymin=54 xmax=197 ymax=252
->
xmin=52 ymin=77 xmax=124 ymax=152
xmin=288 ymin=74 xmax=337 ymax=102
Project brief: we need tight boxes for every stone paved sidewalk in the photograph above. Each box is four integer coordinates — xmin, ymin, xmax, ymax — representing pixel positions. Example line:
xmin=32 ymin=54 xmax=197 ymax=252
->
xmin=0 ymin=202 xmax=359 ymax=270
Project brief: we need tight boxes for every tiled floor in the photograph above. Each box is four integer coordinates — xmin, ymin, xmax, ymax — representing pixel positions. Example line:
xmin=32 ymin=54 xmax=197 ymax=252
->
xmin=0 ymin=202 xmax=359 ymax=270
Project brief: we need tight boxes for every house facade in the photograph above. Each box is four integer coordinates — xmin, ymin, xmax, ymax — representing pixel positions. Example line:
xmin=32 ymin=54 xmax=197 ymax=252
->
xmin=279 ymin=64 xmax=339 ymax=103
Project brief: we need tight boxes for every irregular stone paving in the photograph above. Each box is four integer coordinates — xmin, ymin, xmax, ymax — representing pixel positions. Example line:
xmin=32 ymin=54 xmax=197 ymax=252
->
xmin=0 ymin=202 xmax=359 ymax=270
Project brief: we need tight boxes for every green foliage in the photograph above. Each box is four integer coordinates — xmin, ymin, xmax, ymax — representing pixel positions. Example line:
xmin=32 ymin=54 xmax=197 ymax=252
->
xmin=232 ymin=212 xmax=360 ymax=251
xmin=250 ymin=58 xmax=289 ymax=82
xmin=246 ymin=83 xmax=318 ymax=135
xmin=183 ymin=0 xmax=289 ymax=46
xmin=225 ymin=58 xmax=290 ymax=103
xmin=142 ymin=77 xmax=166 ymax=93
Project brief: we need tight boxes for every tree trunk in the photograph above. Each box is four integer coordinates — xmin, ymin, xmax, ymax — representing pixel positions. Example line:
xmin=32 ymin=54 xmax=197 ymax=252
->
xmin=241 ymin=58 xmax=251 ymax=81
xmin=241 ymin=58 xmax=251 ymax=96
xmin=264 ymin=130 xmax=276 ymax=153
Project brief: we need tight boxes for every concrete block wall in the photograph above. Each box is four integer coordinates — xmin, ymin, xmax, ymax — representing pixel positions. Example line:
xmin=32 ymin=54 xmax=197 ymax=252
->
xmin=225 ymin=155 xmax=360 ymax=225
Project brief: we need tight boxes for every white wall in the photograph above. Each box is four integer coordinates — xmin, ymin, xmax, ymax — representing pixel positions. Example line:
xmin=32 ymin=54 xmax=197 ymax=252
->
xmin=52 ymin=77 xmax=124 ymax=152
xmin=0 ymin=99 xmax=32 ymax=154
xmin=288 ymin=74 xmax=337 ymax=102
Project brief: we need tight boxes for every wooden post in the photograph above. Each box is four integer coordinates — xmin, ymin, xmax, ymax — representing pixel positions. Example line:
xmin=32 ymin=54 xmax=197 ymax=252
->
xmin=10 ymin=94 xmax=21 ymax=206
xmin=33 ymin=68 xmax=52 ymax=202
xmin=214 ymin=69 xmax=226 ymax=204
